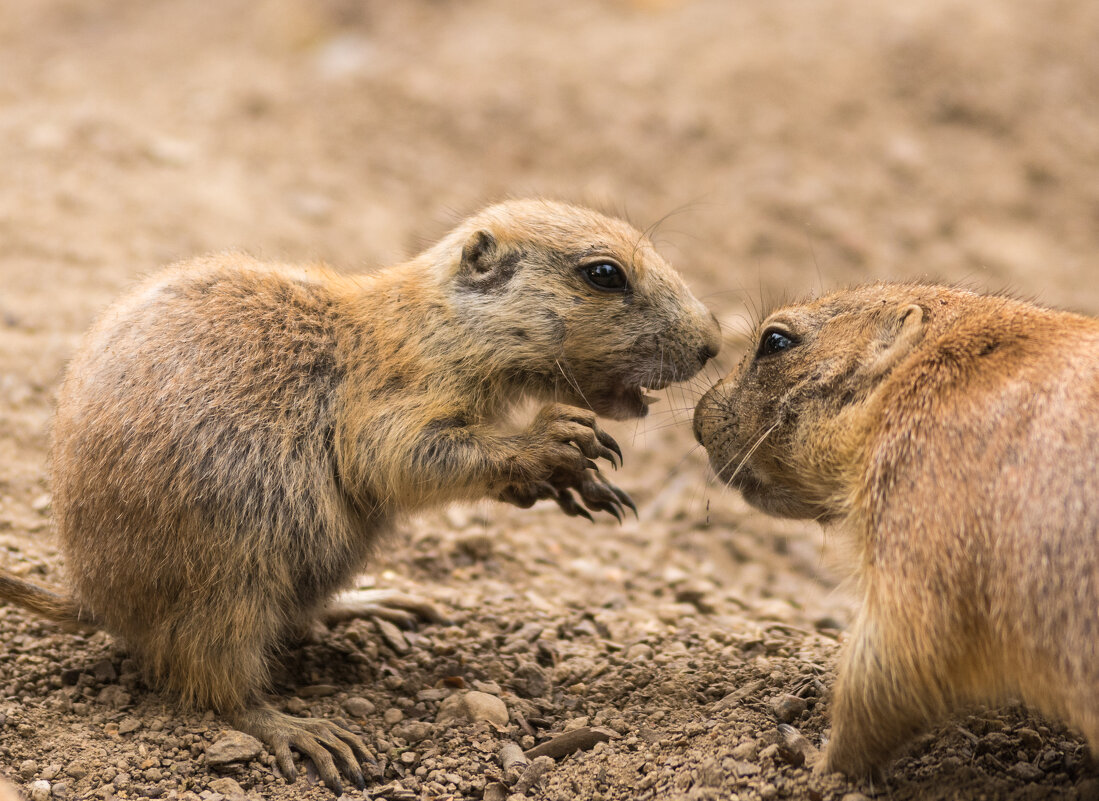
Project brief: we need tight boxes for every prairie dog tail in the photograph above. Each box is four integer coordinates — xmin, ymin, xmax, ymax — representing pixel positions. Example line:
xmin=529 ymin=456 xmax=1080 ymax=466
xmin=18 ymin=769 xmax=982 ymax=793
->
xmin=0 ymin=572 xmax=95 ymax=632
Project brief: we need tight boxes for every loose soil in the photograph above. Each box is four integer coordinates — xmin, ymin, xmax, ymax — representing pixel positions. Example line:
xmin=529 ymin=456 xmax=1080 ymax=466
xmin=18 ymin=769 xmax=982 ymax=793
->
xmin=2 ymin=1 xmax=1099 ymax=800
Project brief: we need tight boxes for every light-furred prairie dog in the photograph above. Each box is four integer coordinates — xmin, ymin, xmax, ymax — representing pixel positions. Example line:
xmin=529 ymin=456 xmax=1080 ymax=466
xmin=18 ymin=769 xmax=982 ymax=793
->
xmin=5 ymin=200 xmax=721 ymax=793
xmin=694 ymin=283 xmax=1099 ymax=780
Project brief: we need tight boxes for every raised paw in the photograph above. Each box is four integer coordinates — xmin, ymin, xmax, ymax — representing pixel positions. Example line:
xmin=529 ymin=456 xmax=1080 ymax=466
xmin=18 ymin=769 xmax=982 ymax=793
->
xmin=231 ymin=706 xmax=374 ymax=795
xmin=530 ymin=403 xmax=623 ymax=472
xmin=500 ymin=404 xmax=636 ymax=523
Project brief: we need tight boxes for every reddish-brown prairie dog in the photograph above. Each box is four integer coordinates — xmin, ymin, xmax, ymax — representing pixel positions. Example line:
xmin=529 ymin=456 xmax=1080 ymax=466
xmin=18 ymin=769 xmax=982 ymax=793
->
xmin=695 ymin=283 xmax=1099 ymax=779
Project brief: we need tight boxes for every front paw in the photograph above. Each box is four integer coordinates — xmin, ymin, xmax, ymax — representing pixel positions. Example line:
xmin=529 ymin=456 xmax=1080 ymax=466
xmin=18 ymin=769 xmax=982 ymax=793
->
xmin=532 ymin=403 xmax=624 ymax=469
xmin=499 ymin=404 xmax=637 ymax=522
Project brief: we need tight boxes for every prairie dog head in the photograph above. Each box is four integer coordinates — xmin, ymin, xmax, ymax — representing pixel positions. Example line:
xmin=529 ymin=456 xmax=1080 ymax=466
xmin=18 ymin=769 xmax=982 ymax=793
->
xmin=694 ymin=284 xmax=939 ymax=522
xmin=433 ymin=200 xmax=721 ymax=420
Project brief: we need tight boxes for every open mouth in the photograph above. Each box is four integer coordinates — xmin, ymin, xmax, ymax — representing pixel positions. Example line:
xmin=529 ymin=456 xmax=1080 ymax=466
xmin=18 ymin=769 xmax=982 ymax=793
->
xmin=600 ymin=376 xmax=674 ymax=420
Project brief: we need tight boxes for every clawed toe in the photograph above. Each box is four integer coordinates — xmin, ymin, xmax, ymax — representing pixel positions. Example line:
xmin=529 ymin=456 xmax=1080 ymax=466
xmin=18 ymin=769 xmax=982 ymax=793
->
xmin=288 ymin=718 xmax=369 ymax=793
xmin=578 ymin=472 xmax=637 ymax=520
xmin=552 ymin=487 xmax=595 ymax=521
xmin=232 ymin=707 xmax=375 ymax=795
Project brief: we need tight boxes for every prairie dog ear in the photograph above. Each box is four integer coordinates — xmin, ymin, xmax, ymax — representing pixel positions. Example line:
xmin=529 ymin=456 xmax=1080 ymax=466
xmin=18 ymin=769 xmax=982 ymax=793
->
xmin=866 ymin=303 xmax=925 ymax=377
xmin=460 ymin=230 xmax=498 ymax=275
xmin=457 ymin=230 xmax=523 ymax=291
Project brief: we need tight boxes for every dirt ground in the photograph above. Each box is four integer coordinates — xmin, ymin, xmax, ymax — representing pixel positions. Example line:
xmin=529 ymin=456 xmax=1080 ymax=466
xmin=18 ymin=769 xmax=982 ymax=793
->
xmin=2 ymin=1 xmax=1099 ymax=799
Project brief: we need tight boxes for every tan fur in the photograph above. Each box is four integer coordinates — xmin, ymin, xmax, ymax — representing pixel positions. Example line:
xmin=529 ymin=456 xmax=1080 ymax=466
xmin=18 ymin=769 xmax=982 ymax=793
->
xmin=694 ymin=283 xmax=1099 ymax=779
xmin=9 ymin=200 xmax=720 ymax=792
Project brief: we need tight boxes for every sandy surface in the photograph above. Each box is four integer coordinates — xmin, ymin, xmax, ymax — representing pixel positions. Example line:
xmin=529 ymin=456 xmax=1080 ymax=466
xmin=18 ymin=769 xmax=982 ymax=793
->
xmin=2 ymin=1 xmax=1099 ymax=799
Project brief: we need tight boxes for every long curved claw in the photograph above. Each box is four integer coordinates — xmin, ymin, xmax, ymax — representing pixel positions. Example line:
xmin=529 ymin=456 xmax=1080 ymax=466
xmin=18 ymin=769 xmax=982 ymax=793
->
xmin=608 ymin=481 xmax=638 ymax=518
xmin=580 ymin=494 xmax=623 ymax=522
xmin=574 ymin=472 xmax=636 ymax=523
xmin=594 ymin=427 xmax=623 ymax=467
xmin=566 ymin=431 xmax=621 ymax=469
xmin=555 ymin=419 xmax=621 ymax=471
xmin=553 ymin=488 xmax=594 ymax=522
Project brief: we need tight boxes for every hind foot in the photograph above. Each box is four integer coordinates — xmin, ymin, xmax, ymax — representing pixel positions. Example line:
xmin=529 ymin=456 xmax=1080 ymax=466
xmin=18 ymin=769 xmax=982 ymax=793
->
xmin=231 ymin=705 xmax=373 ymax=794
xmin=320 ymin=587 xmax=449 ymax=628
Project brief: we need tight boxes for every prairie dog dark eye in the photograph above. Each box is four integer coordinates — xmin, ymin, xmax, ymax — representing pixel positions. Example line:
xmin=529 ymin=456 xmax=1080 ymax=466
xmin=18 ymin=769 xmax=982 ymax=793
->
xmin=757 ymin=328 xmax=797 ymax=357
xmin=581 ymin=261 xmax=628 ymax=292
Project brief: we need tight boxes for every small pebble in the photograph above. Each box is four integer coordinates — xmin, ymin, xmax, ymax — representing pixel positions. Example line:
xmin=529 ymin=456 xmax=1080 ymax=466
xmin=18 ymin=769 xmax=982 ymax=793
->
xmin=392 ymin=721 xmax=434 ymax=742
xmin=91 ymin=660 xmax=118 ymax=683
xmin=770 ymin=694 xmax=807 ymax=723
xmin=1017 ymin=727 xmax=1042 ymax=749
xmin=731 ymin=760 xmax=760 ymax=777
xmin=375 ymin=618 xmax=410 ymax=654
xmin=695 ymin=757 xmax=723 ymax=787
xmin=205 ymin=731 xmax=263 ymax=766
xmin=208 ymin=777 xmax=247 ymax=801
xmin=29 ymin=781 xmax=51 ymax=801
xmin=1010 ymin=760 xmax=1043 ymax=781
xmin=731 ymin=740 xmax=758 ymax=760
xmin=96 ymin=686 xmax=130 ymax=708
xmin=435 ymin=691 xmax=509 ymax=727
xmin=298 ymin=684 xmax=338 ymax=698
xmin=384 ymin=707 xmax=404 ymax=725
xmin=343 ymin=697 xmax=375 ymax=717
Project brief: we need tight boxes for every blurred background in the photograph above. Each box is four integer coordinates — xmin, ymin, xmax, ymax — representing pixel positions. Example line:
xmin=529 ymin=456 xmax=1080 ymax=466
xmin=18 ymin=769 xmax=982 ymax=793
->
xmin=5 ymin=0 xmax=1099 ymax=318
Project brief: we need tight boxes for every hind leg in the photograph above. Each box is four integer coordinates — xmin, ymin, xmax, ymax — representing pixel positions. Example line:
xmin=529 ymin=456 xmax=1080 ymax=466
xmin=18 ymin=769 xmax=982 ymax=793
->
xmin=821 ymin=615 xmax=940 ymax=779
xmin=148 ymin=599 xmax=372 ymax=794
